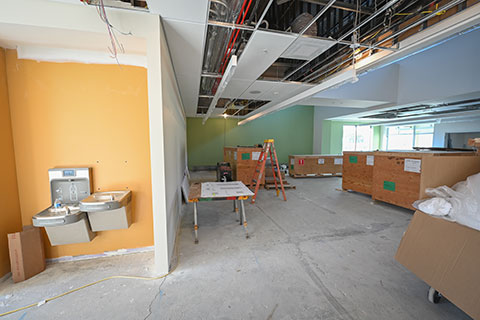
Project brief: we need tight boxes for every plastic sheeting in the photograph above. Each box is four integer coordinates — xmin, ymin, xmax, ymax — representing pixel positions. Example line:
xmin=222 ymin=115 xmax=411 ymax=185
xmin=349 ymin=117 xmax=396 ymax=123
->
xmin=413 ymin=173 xmax=480 ymax=231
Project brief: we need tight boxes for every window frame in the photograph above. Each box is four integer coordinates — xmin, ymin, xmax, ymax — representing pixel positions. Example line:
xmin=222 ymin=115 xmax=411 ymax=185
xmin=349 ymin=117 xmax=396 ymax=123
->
xmin=385 ymin=123 xmax=434 ymax=150
xmin=342 ymin=125 xmax=373 ymax=152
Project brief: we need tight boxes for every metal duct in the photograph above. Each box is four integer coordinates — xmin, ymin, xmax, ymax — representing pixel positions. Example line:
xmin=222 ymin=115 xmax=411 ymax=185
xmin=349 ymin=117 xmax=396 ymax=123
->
xmin=290 ymin=12 xmax=317 ymax=35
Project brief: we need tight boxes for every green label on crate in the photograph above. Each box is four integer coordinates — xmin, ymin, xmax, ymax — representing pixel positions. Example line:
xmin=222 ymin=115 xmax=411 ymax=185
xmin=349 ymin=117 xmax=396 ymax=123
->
xmin=290 ymin=165 xmax=294 ymax=170
xmin=349 ymin=156 xmax=358 ymax=163
xmin=383 ymin=181 xmax=396 ymax=191
xmin=241 ymin=153 xmax=250 ymax=160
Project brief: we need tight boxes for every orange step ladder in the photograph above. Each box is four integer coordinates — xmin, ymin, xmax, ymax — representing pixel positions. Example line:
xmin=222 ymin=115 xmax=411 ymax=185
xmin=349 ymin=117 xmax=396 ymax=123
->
xmin=250 ymin=139 xmax=287 ymax=204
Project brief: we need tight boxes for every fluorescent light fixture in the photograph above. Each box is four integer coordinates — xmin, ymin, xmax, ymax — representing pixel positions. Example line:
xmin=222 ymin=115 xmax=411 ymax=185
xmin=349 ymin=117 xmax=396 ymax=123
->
xmin=238 ymin=68 xmax=357 ymax=125
xmin=203 ymin=55 xmax=238 ymax=125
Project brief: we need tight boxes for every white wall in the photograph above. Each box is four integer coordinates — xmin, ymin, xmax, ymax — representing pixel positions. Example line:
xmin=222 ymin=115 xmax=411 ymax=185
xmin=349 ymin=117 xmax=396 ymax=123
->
xmin=160 ymin=20 xmax=187 ymax=264
xmin=396 ymin=27 xmax=480 ymax=106
xmin=433 ymin=118 xmax=480 ymax=147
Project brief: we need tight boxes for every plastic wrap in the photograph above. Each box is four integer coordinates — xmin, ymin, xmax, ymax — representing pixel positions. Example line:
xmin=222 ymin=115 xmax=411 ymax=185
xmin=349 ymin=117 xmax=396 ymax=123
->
xmin=413 ymin=173 xmax=480 ymax=231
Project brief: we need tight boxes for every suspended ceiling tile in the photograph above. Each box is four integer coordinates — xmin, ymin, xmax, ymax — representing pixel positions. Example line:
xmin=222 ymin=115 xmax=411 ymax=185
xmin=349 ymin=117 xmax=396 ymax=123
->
xmin=162 ymin=19 xmax=205 ymax=76
xmin=269 ymin=82 xmax=314 ymax=102
xmin=238 ymin=80 xmax=277 ymax=99
xmin=233 ymin=30 xmax=297 ymax=81
xmin=281 ymin=36 xmax=335 ymax=60
xmin=222 ymin=79 xmax=253 ymax=98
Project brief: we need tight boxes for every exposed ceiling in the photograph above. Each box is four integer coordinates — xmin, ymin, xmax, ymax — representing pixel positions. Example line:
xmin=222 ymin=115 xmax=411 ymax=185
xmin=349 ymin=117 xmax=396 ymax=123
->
xmin=2 ymin=0 xmax=479 ymax=124
xmin=156 ymin=0 xmax=480 ymax=121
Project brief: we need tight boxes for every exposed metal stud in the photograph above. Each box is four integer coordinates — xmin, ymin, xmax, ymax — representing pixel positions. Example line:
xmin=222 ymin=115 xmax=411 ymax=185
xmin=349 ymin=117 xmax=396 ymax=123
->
xmin=300 ymin=0 xmax=374 ymax=14
xmin=208 ymin=20 xmax=255 ymax=31
xmin=337 ymin=0 xmax=402 ymax=42
xmin=256 ymin=0 xmax=275 ymax=30
xmin=373 ymin=0 xmax=466 ymax=47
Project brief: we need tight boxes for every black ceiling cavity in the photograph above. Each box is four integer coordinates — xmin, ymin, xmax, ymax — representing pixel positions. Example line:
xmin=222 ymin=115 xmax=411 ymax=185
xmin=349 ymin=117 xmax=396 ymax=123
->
xmin=259 ymin=57 xmax=307 ymax=81
xmin=196 ymin=98 xmax=270 ymax=116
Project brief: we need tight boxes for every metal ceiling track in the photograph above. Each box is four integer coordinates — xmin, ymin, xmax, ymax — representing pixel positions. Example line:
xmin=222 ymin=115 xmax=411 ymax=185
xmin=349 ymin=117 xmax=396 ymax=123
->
xmin=198 ymin=0 xmax=472 ymax=117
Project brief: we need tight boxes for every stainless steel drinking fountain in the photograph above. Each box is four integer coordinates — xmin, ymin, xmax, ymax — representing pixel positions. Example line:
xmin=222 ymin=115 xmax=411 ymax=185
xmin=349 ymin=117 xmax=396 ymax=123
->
xmin=32 ymin=168 xmax=96 ymax=246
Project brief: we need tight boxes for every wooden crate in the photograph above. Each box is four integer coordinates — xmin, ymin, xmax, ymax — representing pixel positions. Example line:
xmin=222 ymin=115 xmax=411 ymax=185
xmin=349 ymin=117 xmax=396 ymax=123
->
xmin=223 ymin=147 xmax=264 ymax=186
xmin=289 ymin=154 xmax=343 ymax=178
xmin=372 ymin=151 xmax=480 ymax=210
xmin=342 ymin=151 xmax=375 ymax=195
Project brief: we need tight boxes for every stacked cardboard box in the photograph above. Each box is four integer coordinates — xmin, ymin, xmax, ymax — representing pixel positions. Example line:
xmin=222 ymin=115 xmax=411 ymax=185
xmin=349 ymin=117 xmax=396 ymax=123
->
xmin=289 ymin=154 xmax=343 ymax=178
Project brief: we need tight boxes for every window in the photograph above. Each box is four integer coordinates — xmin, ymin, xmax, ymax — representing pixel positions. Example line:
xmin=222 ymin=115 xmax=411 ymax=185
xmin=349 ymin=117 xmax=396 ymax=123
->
xmin=386 ymin=123 xmax=434 ymax=150
xmin=342 ymin=125 xmax=373 ymax=151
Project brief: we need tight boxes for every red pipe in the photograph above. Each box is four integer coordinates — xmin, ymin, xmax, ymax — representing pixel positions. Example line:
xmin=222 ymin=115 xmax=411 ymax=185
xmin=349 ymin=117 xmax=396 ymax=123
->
xmin=217 ymin=0 xmax=248 ymax=73
xmin=221 ymin=0 xmax=253 ymax=74
xmin=212 ymin=0 xmax=253 ymax=94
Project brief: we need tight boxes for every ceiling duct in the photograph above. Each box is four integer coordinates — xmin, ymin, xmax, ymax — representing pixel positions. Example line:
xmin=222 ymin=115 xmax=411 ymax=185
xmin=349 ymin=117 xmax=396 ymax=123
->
xmin=290 ymin=13 xmax=317 ymax=36
xmin=361 ymin=99 xmax=480 ymax=119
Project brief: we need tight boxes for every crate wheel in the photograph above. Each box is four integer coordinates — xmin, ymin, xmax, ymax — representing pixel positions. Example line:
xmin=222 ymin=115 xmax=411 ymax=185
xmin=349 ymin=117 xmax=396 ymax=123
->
xmin=428 ymin=287 xmax=441 ymax=304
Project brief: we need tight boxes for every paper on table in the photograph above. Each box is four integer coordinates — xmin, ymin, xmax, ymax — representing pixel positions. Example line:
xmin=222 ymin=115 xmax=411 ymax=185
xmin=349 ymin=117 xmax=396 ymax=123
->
xmin=201 ymin=181 xmax=254 ymax=198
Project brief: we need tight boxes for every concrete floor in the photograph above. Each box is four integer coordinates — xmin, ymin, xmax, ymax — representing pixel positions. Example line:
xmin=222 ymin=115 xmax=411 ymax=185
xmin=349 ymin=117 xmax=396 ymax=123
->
xmin=0 ymin=175 xmax=471 ymax=319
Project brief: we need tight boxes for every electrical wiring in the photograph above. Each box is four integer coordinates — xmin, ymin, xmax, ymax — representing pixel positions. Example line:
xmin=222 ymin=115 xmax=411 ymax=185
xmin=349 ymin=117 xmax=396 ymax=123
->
xmin=82 ymin=0 xmax=134 ymax=64
xmin=0 ymin=228 xmax=182 ymax=318
xmin=394 ymin=3 xmax=446 ymax=16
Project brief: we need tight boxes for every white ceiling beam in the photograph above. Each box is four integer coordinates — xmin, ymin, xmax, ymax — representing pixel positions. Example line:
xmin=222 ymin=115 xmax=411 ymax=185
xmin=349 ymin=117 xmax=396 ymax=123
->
xmin=238 ymin=68 xmax=357 ymax=125
xmin=203 ymin=55 xmax=238 ymax=124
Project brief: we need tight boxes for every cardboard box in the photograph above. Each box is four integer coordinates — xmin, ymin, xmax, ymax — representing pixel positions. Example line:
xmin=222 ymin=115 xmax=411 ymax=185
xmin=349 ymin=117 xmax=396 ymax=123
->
xmin=395 ymin=211 xmax=480 ymax=320
xmin=8 ymin=226 xmax=46 ymax=283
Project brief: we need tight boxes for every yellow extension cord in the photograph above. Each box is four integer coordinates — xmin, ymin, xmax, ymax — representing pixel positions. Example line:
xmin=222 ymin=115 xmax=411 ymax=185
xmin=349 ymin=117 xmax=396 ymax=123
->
xmin=0 ymin=265 xmax=177 ymax=318
xmin=1 ymin=227 xmax=181 ymax=318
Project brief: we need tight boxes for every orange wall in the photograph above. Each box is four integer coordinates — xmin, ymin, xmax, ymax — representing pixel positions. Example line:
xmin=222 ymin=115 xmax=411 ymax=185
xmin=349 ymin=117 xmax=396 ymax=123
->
xmin=5 ymin=50 xmax=154 ymax=259
xmin=0 ymin=48 xmax=23 ymax=276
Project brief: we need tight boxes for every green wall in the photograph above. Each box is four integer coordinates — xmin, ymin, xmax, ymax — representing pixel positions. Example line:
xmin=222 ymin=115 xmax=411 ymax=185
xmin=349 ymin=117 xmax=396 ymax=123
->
xmin=373 ymin=126 xmax=381 ymax=150
xmin=187 ymin=106 xmax=314 ymax=168
xmin=321 ymin=120 xmax=358 ymax=154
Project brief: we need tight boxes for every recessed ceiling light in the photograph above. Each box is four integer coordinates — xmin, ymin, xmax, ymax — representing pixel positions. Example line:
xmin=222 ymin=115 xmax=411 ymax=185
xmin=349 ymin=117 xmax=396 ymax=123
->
xmin=249 ymin=90 xmax=261 ymax=94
